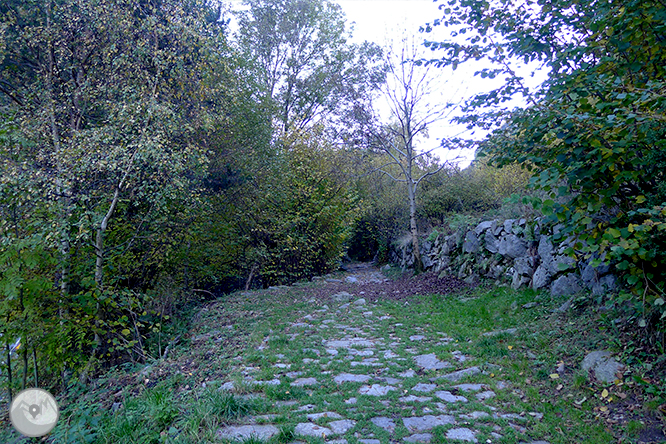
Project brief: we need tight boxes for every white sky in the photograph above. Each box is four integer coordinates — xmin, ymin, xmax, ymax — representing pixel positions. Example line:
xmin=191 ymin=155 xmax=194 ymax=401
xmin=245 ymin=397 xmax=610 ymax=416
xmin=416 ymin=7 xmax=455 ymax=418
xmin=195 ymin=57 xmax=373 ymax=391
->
xmin=338 ymin=0 xmax=481 ymax=167
xmin=223 ymin=0 xmax=548 ymax=168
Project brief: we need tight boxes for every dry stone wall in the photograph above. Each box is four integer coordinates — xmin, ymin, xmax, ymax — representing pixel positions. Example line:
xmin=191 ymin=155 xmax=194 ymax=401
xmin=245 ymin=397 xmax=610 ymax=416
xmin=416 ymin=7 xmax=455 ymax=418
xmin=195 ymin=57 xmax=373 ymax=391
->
xmin=390 ymin=219 xmax=617 ymax=298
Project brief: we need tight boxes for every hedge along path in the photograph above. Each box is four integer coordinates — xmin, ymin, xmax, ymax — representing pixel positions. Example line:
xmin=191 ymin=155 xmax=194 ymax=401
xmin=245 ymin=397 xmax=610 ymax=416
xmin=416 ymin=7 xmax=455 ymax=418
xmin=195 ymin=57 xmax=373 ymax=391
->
xmin=208 ymin=264 xmax=551 ymax=444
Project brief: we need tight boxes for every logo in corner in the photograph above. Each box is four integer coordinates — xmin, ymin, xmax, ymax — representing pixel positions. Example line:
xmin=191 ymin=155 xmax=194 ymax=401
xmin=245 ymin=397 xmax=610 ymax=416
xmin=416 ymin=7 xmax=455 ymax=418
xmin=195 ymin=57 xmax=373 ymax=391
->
xmin=9 ymin=388 xmax=60 ymax=437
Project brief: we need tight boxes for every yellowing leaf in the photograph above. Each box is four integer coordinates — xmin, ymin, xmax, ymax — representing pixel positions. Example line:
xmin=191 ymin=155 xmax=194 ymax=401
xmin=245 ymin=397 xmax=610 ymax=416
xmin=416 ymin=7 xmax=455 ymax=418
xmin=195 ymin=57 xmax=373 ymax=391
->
xmin=599 ymin=406 xmax=608 ymax=412
xmin=121 ymin=329 xmax=131 ymax=335
xmin=508 ymin=345 xmax=513 ymax=350
xmin=601 ymin=389 xmax=609 ymax=398
xmin=636 ymin=195 xmax=647 ymax=204
xmin=549 ymin=373 xmax=560 ymax=379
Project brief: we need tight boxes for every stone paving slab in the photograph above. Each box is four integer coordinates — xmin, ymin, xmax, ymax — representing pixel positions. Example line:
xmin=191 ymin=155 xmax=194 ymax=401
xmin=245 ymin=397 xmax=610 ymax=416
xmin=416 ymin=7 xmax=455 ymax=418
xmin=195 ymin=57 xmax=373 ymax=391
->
xmin=306 ymin=411 xmax=343 ymax=421
xmin=446 ymin=427 xmax=478 ymax=442
xmin=359 ymin=384 xmax=397 ymax=396
xmin=414 ymin=353 xmax=451 ymax=370
xmin=402 ymin=415 xmax=456 ymax=432
xmin=217 ymin=424 xmax=279 ymax=440
xmin=370 ymin=416 xmax=396 ymax=431
xmin=404 ymin=433 xmax=432 ymax=443
xmin=294 ymin=422 xmax=333 ymax=437
xmin=334 ymin=373 xmax=371 ymax=384
xmin=328 ymin=419 xmax=356 ymax=434
xmin=432 ymin=366 xmax=481 ymax=382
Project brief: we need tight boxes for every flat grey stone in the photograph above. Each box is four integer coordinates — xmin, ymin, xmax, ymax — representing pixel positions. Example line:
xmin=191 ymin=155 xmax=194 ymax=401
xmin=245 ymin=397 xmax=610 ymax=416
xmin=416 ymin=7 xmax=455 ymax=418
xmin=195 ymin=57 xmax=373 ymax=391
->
xmin=414 ymin=353 xmax=450 ymax=370
xmin=371 ymin=416 xmax=396 ymax=431
xmin=326 ymin=348 xmax=339 ymax=356
xmin=326 ymin=338 xmax=374 ymax=348
xmin=359 ymin=384 xmax=397 ymax=396
xmin=581 ymin=351 xmax=625 ymax=383
xmin=453 ymin=384 xmax=484 ymax=392
xmin=327 ymin=440 xmax=348 ymax=444
xmin=433 ymin=366 xmax=481 ymax=382
xmin=435 ymin=390 xmax=468 ymax=403
xmin=291 ymin=377 xmax=318 ymax=387
xmin=344 ymin=397 xmax=357 ymax=404
xmin=253 ymin=378 xmax=281 ymax=386
xmin=399 ymin=369 xmax=417 ymax=378
xmin=349 ymin=349 xmax=374 ymax=356
xmin=290 ymin=322 xmax=311 ymax=328
xmin=353 ymin=298 xmax=367 ymax=306
xmin=286 ymin=371 xmax=304 ymax=378
xmin=446 ymin=427 xmax=477 ymax=442
xmin=522 ymin=302 xmax=538 ymax=309
xmin=384 ymin=350 xmax=399 ymax=359
xmin=409 ymin=335 xmax=426 ymax=341
xmin=378 ymin=377 xmax=402 ymax=385
xmin=402 ymin=415 xmax=455 ymax=432
xmin=306 ymin=411 xmax=343 ymax=421
xmin=359 ymin=440 xmax=381 ymax=444
xmin=475 ymin=390 xmax=496 ymax=401
xmin=404 ymin=433 xmax=432 ymax=443
xmin=451 ymin=351 xmax=468 ymax=362
xmin=329 ymin=419 xmax=356 ymax=434
xmin=460 ymin=411 xmax=490 ymax=419
xmin=297 ymin=404 xmax=317 ymax=411
xmin=346 ymin=276 xmax=359 ymax=283
xmin=295 ymin=422 xmax=333 ymax=437
xmin=399 ymin=395 xmax=432 ymax=403
xmin=412 ymin=383 xmax=437 ymax=393
xmin=218 ymin=425 xmax=279 ymax=440
xmin=350 ymin=360 xmax=383 ymax=367
xmin=482 ymin=328 xmax=517 ymax=337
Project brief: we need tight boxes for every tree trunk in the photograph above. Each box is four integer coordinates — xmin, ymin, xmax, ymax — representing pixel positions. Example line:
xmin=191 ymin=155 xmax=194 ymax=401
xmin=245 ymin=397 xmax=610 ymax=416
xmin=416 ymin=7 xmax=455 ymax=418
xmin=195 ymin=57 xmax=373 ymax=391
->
xmin=408 ymin=180 xmax=423 ymax=274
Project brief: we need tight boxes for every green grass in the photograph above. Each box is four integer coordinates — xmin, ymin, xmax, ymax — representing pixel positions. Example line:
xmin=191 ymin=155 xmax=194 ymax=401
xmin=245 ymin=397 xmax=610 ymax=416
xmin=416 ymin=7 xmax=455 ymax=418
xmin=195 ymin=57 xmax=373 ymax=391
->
xmin=3 ymin=270 xmax=661 ymax=444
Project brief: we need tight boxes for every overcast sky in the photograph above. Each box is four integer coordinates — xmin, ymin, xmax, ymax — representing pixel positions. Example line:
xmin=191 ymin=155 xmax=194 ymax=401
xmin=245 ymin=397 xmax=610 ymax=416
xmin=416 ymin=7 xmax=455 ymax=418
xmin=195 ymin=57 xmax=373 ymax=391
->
xmin=223 ymin=0 xmax=544 ymax=168
xmin=338 ymin=0 xmax=482 ymax=167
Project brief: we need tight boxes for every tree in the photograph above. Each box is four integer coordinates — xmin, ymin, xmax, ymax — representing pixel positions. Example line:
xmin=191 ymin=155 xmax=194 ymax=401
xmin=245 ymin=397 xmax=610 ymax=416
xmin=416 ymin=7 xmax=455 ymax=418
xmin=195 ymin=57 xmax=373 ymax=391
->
xmin=362 ymin=37 xmax=456 ymax=273
xmin=0 ymin=0 xmax=221 ymax=379
xmin=424 ymin=0 xmax=666 ymax=330
xmin=235 ymin=0 xmax=384 ymax=133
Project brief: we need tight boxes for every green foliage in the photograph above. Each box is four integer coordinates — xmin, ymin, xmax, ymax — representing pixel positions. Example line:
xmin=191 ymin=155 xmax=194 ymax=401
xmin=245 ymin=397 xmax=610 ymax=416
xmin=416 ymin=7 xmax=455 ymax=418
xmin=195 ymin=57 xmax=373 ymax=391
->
xmin=235 ymin=0 xmax=384 ymax=132
xmin=426 ymin=0 xmax=666 ymax=340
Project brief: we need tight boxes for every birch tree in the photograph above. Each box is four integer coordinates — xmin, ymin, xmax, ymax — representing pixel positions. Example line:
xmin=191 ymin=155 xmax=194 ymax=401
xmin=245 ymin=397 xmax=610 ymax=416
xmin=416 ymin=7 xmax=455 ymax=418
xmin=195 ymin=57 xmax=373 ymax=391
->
xmin=365 ymin=37 xmax=457 ymax=273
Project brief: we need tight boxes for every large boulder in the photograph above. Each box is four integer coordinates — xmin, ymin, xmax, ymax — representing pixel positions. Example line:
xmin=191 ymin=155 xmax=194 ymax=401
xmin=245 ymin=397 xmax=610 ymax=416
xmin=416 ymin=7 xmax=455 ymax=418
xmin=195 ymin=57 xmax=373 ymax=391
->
xmin=485 ymin=231 xmax=500 ymax=254
xmin=475 ymin=220 xmax=495 ymax=235
xmin=550 ymin=274 xmax=582 ymax=297
xmin=581 ymin=351 xmax=625 ymax=383
xmin=511 ymin=270 xmax=531 ymax=290
xmin=463 ymin=231 xmax=480 ymax=254
xmin=514 ymin=256 xmax=536 ymax=277
xmin=537 ymin=235 xmax=554 ymax=258
xmin=531 ymin=265 xmax=551 ymax=290
xmin=591 ymin=274 xmax=617 ymax=296
xmin=498 ymin=234 xmax=527 ymax=259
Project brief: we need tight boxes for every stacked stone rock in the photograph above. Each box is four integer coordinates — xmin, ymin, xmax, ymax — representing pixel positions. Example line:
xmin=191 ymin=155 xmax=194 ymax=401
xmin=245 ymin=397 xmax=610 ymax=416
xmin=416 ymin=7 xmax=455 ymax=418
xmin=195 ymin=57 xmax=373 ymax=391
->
xmin=391 ymin=219 xmax=617 ymax=298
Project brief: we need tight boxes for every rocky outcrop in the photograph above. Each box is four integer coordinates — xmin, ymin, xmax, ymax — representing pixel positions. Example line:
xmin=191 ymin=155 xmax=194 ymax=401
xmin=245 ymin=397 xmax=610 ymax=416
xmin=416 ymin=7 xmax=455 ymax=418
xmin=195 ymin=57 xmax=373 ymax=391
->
xmin=390 ymin=218 xmax=617 ymax=298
